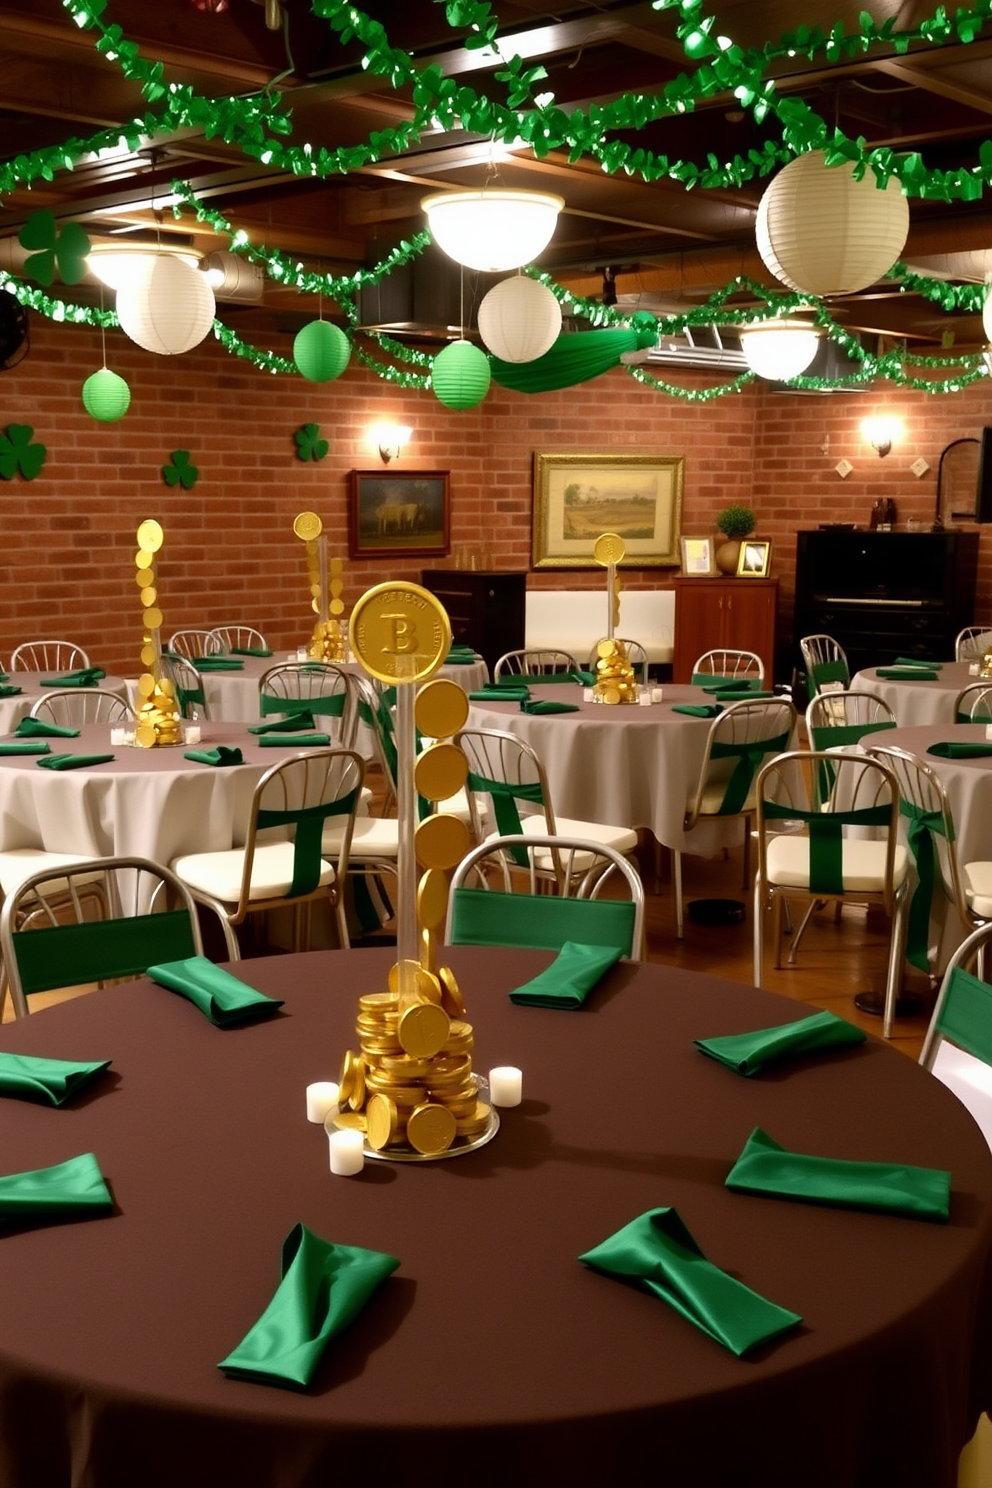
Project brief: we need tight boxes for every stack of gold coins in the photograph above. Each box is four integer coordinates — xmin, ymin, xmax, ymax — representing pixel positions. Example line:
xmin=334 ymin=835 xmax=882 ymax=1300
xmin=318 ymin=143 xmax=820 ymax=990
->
xmin=133 ymin=519 xmax=183 ymax=747
xmin=593 ymin=637 xmax=638 ymax=705
xmin=981 ymin=646 xmax=992 ymax=680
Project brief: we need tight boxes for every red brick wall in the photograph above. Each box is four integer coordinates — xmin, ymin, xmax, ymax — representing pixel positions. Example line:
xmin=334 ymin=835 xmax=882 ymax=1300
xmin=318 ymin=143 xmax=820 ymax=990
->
xmin=2 ymin=312 xmax=990 ymax=676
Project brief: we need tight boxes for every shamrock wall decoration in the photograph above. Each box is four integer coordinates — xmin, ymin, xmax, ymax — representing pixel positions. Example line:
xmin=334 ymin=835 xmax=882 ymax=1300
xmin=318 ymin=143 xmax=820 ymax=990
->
xmin=18 ymin=209 xmax=91 ymax=287
xmin=162 ymin=450 xmax=199 ymax=489
xmin=294 ymin=423 xmax=329 ymax=462
xmin=0 ymin=424 xmax=47 ymax=481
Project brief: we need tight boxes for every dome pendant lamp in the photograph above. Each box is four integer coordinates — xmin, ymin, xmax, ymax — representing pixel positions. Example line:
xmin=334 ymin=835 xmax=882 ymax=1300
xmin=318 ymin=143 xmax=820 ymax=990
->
xmin=422 ymin=188 xmax=564 ymax=273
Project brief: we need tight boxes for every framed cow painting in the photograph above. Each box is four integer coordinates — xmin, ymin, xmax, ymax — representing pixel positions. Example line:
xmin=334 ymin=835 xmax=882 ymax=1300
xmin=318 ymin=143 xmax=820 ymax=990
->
xmin=348 ymin=470 xmax=451 ymax=560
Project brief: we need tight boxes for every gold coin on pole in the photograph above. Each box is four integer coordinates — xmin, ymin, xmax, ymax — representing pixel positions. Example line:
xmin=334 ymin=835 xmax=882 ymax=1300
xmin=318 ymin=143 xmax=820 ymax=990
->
xmin=140 ymin=587 xmax=157 ymax=607
xmin=329 ymin=557 xmax=343 ymax=575
xmin=135 ymin=549 xmax=154 ymax=569
xmin=593 ymin=532 xmax=625 ymax=566
xmin=417 ymin=867 xmax=450 ymax=930
xmin=135 ymin=569 xmax=154 ymax=588
xmin=414 ymin=813 xmax=471 ymax=871
xmin=143 ymin=607 xmax=164 ymax=630
xmin=330 ymin=578 xmax=344 ymax=597
xmin=329 ymin=599 xmax=345 ymax=615
xmin=293 ymin=511 xmax=322 ymax=541
xmin=137 ymin=673 xmax=156 ymax=697
xmin=136 ymin=519 xmax=164 ymax=553
xmin=415 ymin=677 xmax=469 ymax=738
xmin=140 ymin=643 xmax=157 ymax=667
xmin=350 ymin=581 xmax=451 ymax=686
xmin=414 ymin=742 xmax=468 ymax=802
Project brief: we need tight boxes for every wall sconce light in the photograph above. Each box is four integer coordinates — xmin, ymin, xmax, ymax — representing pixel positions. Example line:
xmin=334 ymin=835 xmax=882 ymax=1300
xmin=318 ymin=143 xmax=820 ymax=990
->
xmin=862 ymin=416 xmax=899 ymax=458
xmin=371 ymin=424 xmax=412 ymax=464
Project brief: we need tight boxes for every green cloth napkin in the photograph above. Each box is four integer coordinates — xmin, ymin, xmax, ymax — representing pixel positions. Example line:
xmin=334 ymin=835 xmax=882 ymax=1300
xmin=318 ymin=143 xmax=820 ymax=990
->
xmin=257 ymin=733 xmax=330 ymax=748
xmin=578 ymin=1207 xmax=801 ymax=1357
xmin=15 ymin=717 xmax=79 ymax=738
xmin=184 ymin=746 xmax=244 ymax=767
xmin=715 ymin=689 xmax=776 ymax=701
xmin=219 ymin=1222 xmax=400 ymax=1389
xmin=147 ymin=955 xmax=284 ymax=1026
xmin=509 ymin=941 xmax=623 ymax=1008
xmin=39 ymin=668 xmax=106 ymax=688
xmin=193 ymin=656 xmax=244 ymax=671
xmin=231 ymin=647 xmax=273 ymax=657
xmin=927 ymin=741 xmax=992 ymax=759
xmin=445 ymin=647 xmax=479 ymax=663
xmin=470 ymin=687 xmax=529 ymax=702
xmin=671 ymin=703 xmax=723 ymax=718
xmin=520 ymin=699 xmax=580 ymax=715
xmin=247 ymin=711 xmax=317 ymax=734
xmin=0 ymin=741 xmax=51 ymax=755
xmin=0 ymin=1151 xmax=114 ymax=1218
xmin=876 ymin=667 xmax=939 ymax=681
xmin=0 ymin=1050 xmax=111 ymax=1106
xmin=36 ymin=752 xmax=115 ymax=771
xmin=726 ymin=1127 xmax=950 ymax=1220
xmin=0 ymin=684 xmax=23 ymax=698
xmin=695 ymin=1010 xmax=866 ymax=1076
xmin=894 ymin=657 xmax=942 ymax=669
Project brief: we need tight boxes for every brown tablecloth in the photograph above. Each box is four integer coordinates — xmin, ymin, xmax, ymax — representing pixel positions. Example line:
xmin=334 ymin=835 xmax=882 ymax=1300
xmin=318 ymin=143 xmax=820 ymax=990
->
xmin=1 ymin=948 xmax=990 ymax=1488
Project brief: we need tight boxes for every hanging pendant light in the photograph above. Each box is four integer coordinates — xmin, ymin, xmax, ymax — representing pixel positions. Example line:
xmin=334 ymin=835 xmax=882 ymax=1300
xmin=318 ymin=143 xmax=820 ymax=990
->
xmin=116 ymin=254 xmax=215 ymax=355
xmin=431 ymin=340 xmax=491 ymax=409
xmin=739 ymin=318 xmax=822 ymax=380
xmin=422 ymin=189 xmax=564 ymax=273
xmin=478 ymin=276 xmax=562 ymax=362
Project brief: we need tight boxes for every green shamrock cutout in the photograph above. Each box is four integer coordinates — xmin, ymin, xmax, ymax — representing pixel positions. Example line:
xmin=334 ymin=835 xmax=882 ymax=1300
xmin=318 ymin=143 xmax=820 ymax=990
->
xmin=18 ymin=210 xmax=91 ymax=287
xmin=294 ymin=423 xmax=329 ymax=462
xmin=162 ymin=450 xmax=199 ymax=490
xmin=0 ymin=424 xmax=46 ymax=481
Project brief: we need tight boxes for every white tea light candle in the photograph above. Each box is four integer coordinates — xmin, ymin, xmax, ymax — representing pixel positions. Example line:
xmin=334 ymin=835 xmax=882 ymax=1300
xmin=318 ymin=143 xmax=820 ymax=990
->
xmin=306 ymin=1081 xmax=340 ymax=1123
xmin=489 ymin=1066 xmax=522 ymax=1107
xmin=184 ymin=724 xmax=201 ymax=745
xmin=328 ymin=1128 xmax=365 ymax=1175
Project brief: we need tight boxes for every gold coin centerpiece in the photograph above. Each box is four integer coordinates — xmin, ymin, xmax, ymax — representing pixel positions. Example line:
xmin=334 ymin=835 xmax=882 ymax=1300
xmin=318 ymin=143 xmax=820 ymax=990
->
xmin=293 ymin=510 xmax=323 ymax=542
xmin=593 ymin=532 xmax=626 ymax=566
xmin=398 ymin=1001 xmax=450 ymax=1059
xmin=414 ymin=742 xmax=469 ymax=804
xmin=406 ymin=1102 xmax=456 ymax=1155
xmin=417 ymin=868 xmax=450 ymax=932
xmin=136 ymin=518 xmax=164 ymax=553
xmin=350 ymin=582 xmax=452 ymax=686
xmin=414 ymin=812 xmax=471 ymax=872
xmin=414 ymin=678 xmax=470 ymax=739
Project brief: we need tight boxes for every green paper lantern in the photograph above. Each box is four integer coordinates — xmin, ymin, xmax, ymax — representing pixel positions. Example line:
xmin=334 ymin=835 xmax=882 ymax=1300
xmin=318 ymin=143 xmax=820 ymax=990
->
xmin=431 ymin=340 xmax=491 ymax=410
xmin=81 ymin=368 xmax=131 ymax=422
xmin=293 ymin=320 xmax=350 ymax=382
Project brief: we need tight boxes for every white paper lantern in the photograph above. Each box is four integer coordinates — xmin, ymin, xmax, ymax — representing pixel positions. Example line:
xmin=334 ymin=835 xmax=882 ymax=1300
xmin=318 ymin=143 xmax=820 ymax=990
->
xmin=739 ymin=319 xmax=821 ymax=380
xmin=982 ymin=286 xmax=992 ymax=345
xmin=477 ymin=276 xmax=562 ymax=363
xmin=756 ymin=151 xmax=909 ymax=297
xmin=115 ymin=254 xmax=216 ymax=355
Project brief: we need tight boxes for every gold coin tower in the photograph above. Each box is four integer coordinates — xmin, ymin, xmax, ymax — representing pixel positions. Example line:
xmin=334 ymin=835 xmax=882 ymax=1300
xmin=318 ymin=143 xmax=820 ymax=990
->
xmin=133 ymin=519 xmax=182 ymax=747
xmin=293 ymin=511 xmax=348 ymax=662
xmin=593 ymin=636 xmax=638 ymax=705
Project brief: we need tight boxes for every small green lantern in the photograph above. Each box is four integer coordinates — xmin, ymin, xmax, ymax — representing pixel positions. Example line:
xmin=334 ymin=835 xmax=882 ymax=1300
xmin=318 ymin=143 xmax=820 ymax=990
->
xmin=81 ymin=368 xmax=131 ymax=422
xmin=431 ymin=339 xmax=490 ymax=410
xmin=293 ymin=320 xmax=350 ymax=382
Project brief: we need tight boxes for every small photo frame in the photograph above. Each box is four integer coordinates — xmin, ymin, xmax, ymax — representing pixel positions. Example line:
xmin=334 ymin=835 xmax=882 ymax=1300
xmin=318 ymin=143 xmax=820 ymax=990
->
xmin=737 ymin=540 xmax=771 ymax=578
xmin=679 ymin=536 xmax=716 ymax=576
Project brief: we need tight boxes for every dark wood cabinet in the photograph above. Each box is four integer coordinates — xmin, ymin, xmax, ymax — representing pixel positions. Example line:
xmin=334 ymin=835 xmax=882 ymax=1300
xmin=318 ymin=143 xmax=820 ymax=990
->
xmin=672 ymin=577 xmax=778 ymax=682
xmin=420 ymin=570 xmax=526 ymax=677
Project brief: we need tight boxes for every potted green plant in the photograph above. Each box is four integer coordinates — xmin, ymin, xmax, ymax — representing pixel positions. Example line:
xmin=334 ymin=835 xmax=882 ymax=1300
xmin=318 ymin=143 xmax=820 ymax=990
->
xmin=715 ymin=504 xmax=757 ymax=574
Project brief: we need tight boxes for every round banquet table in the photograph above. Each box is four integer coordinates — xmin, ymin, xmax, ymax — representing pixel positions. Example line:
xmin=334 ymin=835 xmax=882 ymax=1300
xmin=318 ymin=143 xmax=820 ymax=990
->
xmin=852 ymin=660 xmax=976 ymax=727
xmin=0 ymin=947 xmax=990 ymax=1488
xmin=467 ymin=682 xmax=768 ymax=852
xmin=0 ymin=673 xmax=129 ymax=733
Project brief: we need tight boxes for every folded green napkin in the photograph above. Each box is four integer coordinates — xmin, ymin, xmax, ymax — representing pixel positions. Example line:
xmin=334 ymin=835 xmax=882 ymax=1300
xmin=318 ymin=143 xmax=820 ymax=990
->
xmin=927 ymin=741 xmax=992 ymax=759
xmin=671 ymin=703 xmax=723 ymax=718
xmin=578 ymin=1207 xmax=801 ymax=1357
xmin=876 ymin=667 xmax=939 ymax=681
xmin=247 ymin=711 xmax=317 ymax=735
xmin=231 ymin=647 xmax=273 ymax=657
xmin=15 ymin=716 xmax=79 ymax=738
xmin=193 ymin=656 xmax=244 ymax=671
xmin=510 ymin=941 xmax=622 ymax=1008
xmin=219 ymin=1222 xmax=400 ymax=1389
xmin=726 ymin=1127 xmax=950 ymax=1220
xmin=0 ymin=741 xmax=51 ymax=755
xmin=36 ymin=752 xmax=115 ymax=771
xmin=257 ymin=733 xmax=330 ymax=748
xmin=695 ymin=1010 xmax=866 ymax=1076
xmin=0 ymin=1051 xmax=111 ymax=1106
xmin=147 ymin=955 xmax=284 ymax=1026
xmin=445 ymin=647 xmax=479 ymax=663
xmin=0 ymin=684 xmax=23 ymax=698
xmin=520 ymin=699 xmax=580 ymax=715
xmin=39 ymin=668 xmax=106 ymax=688
xmin=470 ymin=687 xmax=529 ymax=702
xmin=184 ymin=746 xmax=244 ymax=767
xmin=894 ymin=657 xmax=942 ymax=669
xmin=715 ymin=689 xmax=776 ymax=702
xmin=0 ymin=1151 xmax=114 ymax=1219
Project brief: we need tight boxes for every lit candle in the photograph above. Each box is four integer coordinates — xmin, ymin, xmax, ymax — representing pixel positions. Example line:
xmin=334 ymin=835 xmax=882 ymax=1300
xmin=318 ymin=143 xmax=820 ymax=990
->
xmin=328 ymin=1128 xmax=365 ymax=1175
xmin=297 ymin=646 xmax=309 ymax=661
xmin=986 ymin=724 xmax=992 ymax=742
xmin=582 ymin=688 xmax=594 ymax=702
xmin=110 ymin=727 xmax=125 ymax=745
xmin=651 ymin=687 xmax=665 ymax=703
xmin=489 ymin=1065 xmax=523 ymax=1107
xmin=970 ymin=663 xmax=981 ymax=676
xmin=306 ymin=1080 xmax=340 ymax=1123
xmin=184 ymin=724 xmax=201 ymax=746
xmin=638 ymin=690 xmax=652 ymax=706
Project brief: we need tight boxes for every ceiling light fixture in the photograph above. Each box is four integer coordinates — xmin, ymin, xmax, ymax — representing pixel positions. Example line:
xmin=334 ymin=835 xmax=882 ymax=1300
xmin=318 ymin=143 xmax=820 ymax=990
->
xmin=87 ymin=241 xmax=201 ymax=291
xmin=739 ymin=318 xmax=821 ymax=380
xmin=421 ymin=188 xmax=564 ymax=273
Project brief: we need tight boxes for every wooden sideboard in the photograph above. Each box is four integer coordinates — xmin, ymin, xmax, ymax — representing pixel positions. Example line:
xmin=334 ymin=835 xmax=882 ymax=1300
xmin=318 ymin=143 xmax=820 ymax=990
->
xmin=672 ymin=576 xmax=778 ymax=683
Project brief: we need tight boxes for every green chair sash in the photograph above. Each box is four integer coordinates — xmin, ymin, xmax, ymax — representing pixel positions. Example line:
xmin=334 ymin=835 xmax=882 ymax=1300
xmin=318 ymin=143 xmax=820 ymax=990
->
xmin=12 ymin=908 xmax=198 ymax=998
xmin=248 ymin=711 xmax=317 ymax=734
xmin=260 ymin=692 xmax=345 ymax=719
xmin=451 ymin=887 xmax=635 ymax=956
xmin=935 ymin=966 xmax=992 ymax=1063
xmin=762 ymin=799 xmax=891 ymax=896
xmin=809 ymin=720 xmax=894 ymax=751
xmin=707 ymin=729 xmax=792 ymax=816
xmin=177 ymin=683 xmax=207 ymax=715
xmin=464 ymin=773 xmax=545 ymax=865
xmin=808 ymin=658 xmax=850 ymax=695
xmin=257 ymin=790 xmax=358 ymax=898
xmin=901 ymin=799 xmax=952 ymax=973
xmin=876 ymin=667 xmax=939 ymax=681
xmin=694 ymin=674 xmax=756 ymax=691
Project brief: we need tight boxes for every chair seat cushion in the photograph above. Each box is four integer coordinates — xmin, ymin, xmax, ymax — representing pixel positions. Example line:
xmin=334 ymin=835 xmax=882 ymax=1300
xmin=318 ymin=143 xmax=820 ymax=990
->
xmin=323 ymin=815 xmax=399 ymax=858
xmin=172 ymin=843 xmax=335 ymax=903
xmin=482 ymin=814 xmax=638 ymax=869
xmin=697 ymin=781 xmax=760 ymax=816
xmin=963 ymin=860 xmax=992 ymax=918
xmin=0 ymin=848 xmax=105 ymax=895
xmin=766 ymin=837 xmax=908 ymax=893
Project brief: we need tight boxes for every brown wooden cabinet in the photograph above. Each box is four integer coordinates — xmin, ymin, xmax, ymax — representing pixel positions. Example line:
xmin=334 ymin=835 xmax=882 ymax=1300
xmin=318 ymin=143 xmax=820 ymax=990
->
xmin=672 ymin=576 xmax=778 ymax=683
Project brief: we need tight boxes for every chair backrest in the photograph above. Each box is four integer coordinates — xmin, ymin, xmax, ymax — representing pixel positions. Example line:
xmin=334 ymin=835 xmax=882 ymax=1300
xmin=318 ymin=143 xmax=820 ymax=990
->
xmin=920 ymin=920 xmax=992 ymax=1151
xmin=799 ymin=634 xmax=850 ymax=697
xmin=11 ymin=640 xmax=90 ymax=672
xmin=29 ymin=687 xmax=132 ymax=728
xmin=168 ymin=629 xmax=222 ymax=662
xmin=258 ymin=662 xmax=356 ymax=747
xmin=955 ymin=626 xmax=992 ymax=661
xmin=494 ymin=648 xmax=580 ymax=680
xmin=589 ymin=637 xmax=649 ymax=685
xmin=455 ymin=727 xmax=555 ymax=851
xmin=0 ymin=855 xmax=205 ymax=1018
xmin=686 ymin=697 xmax=797 ymax=826
xmin=953 ymin=682 xmax=992 ymax=723
xmin=209 ymin=625 xmax=269 ymax=655
xmin=691 ymin=648 xmax=765 ymax=687
xmin=445 ymin=833 xmax=644 ymax=958
xmin=157 ymin=654 xmax=211 ymax=720
xmin=805 ymin=689 xmax=896 ymax=749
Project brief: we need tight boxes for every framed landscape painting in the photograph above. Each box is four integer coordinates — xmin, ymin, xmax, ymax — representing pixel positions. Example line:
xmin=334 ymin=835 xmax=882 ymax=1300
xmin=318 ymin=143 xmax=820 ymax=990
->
xmin=532 ymin=453 xmax=685 ymax=568
xmin=349 ymin=470 xmax=450 ymax=559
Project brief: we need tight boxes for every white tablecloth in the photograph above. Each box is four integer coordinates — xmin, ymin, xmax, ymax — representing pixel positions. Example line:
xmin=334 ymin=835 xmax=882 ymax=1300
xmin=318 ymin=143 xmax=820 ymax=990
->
xmin=0 ymin=673 xmax=129 ymax=732
xmin=852 ymin=661 xmax=976 ymax=727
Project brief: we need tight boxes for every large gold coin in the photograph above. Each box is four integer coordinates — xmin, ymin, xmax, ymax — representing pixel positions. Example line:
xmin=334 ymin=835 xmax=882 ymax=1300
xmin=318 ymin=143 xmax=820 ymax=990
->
xmin=329 ymin=577 xmax=343 ymax=597
xmin=293 ymin=510 xmax=322 ymax=541
xmin=135 ymin=549 xmax=154 ymax=569
xmin=398 ymin=1002 xmax=450 ymax=1058
xmin=135 ymin=723 xmax=157 ymax=748
xmin=593 ymin=532 xmax=625 ymax=566
xmin=366 ymin=1093 xmax=399 ymax=1151
xmin=135 ymin=568 xmax=154 ymax=588
xmin=332 ymin=1109 xmax=367 ymax=1132
xmin=414 ymin=813 xmax=470 ymax=871
xmin=350 ymin=582 xmax=451 ymax=686
xmin=140 ymin=643 xmax=157 ymax=668
xmin=144 ymin=607 xmax=163 ymax=631
xmin=417 ymin=868 xmax=449 ymax=931
xmin=158 ymin=677 xmax=175 ymax=697
xmin=329 ymin=598 xmax=345 ymax=616
xmin=438 ymin=965 xmax=466 ymax=1018
xmin=387 ymin=959 xmax=437 ymax=1001
xmin=137 ymin=673 xmax=156 ymax=698
xmin=338 ymin=1048 xmax=363 ymax=1108
xmin=406 ymin=1102 xmax=456 ymax=1155
xmin=329 ymin=556 xmax=343 ymax=575
xmin=414 ymin=743 xmax=468 ymax=803
xmin=415 ymin=678 xmax=469 ymax=739
xmin=420 ymin=923 xmax=437 ymax=976
xmin=140 ymin=586 xmax=157 ymax=608
xmin=597 ymin=639 xmax=619 ymax=659
xmin=136 ymin=519 xmax=164 ymax=553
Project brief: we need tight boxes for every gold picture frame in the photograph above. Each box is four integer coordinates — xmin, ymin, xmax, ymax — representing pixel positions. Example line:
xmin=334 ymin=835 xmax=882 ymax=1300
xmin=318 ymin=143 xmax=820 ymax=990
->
xmin=737 ymin=540 xmax=772 ymax=578
xmin=532 ymin=452 xmax=684 ymax=569
xmin=680 ymin=536 xmax=716 ymax=576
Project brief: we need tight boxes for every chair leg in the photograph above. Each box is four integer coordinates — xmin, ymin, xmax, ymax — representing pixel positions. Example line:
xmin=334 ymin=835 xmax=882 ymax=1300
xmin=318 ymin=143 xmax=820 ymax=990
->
xmin=674 ymin=849 xmax=684 ymax=938
xmin=787 ymin=901 xmax=819 ymax=965
xmin=741 ymin=818 xmax=752 ymax=891
xmin=771 ymin=891 xmax=786 ymax=970
xmin=753 ymin=877 xmax=764 ymax=987
xmin=883 ymin=882 xmax=911 ymax=1040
